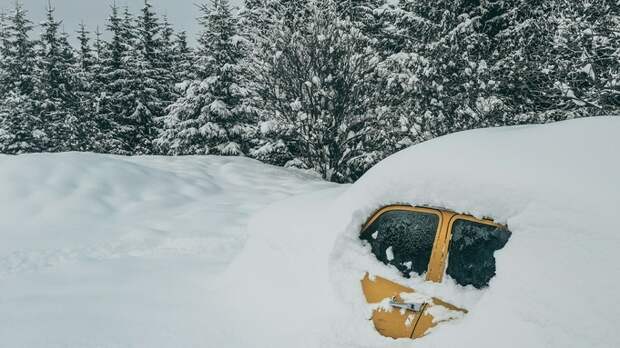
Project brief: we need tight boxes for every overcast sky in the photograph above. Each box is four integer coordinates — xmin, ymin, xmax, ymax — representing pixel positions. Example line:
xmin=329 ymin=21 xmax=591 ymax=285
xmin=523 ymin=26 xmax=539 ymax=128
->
xmin=0 ymin=0 xmax=243 ymax=44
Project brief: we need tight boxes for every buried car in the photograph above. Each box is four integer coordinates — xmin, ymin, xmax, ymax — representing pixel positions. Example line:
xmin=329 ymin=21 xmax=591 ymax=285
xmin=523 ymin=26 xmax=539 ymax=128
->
xmin=2 ymin=117 xmax=618 ymax=348
xmin=218 ymin=116 xmax=620 ymax=348
xmin=359 ymin=204 xmax=511 ymax=339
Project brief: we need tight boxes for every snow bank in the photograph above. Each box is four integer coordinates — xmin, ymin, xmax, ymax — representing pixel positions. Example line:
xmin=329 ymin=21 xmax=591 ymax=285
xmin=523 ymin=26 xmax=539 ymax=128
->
xmin=330 ymin=116 xmax=620 ymax=348
xmin=0 ymin=153 xmax=334 ymax=347
xmin=1 ymin=117 xmax=618 ymax=348
xmin=215 ymin=117 xmax=620 ymax=347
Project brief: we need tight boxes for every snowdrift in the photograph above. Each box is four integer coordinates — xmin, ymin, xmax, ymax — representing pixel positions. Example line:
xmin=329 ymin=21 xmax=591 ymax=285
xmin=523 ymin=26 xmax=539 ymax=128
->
xmin=218 ymin=117 xmax=620 ymax=348
xmin=0 ymin=153 xmax=334 ymax=347
xmin=1 ymin=117 xmax=619 ymax=348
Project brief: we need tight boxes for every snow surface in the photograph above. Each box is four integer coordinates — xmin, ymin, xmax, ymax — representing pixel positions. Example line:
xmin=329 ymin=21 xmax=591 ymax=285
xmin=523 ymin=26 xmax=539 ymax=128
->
xmin=0 ymin=153 xmax=336 ymax=347
xmin=1 ymin=117 xmax=619 ymax=347
xmin=216 ymin=117 xmax=620 ymax=348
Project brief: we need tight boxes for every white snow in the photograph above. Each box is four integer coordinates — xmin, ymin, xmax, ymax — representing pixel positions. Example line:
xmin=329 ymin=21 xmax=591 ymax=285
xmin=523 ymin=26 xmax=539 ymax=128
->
xmin=0 ymin=153 xmax=335 ymax=347
xmin=385 ymin=246 xmax=394 ymax=261
xmin=1 ymin=117 xmax=619 ymax=347
xmin=327 ymin=116 xmax=620 ymax=347
xmin=213 ymin=117 xmax=620 ymax=347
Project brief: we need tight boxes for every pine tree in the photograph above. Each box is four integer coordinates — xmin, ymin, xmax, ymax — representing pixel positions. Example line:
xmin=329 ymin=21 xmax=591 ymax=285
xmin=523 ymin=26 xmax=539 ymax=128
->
xmin=494 ymin=0 xmax=620 ymax=120
xmin=337 ymin=0 xmax=386 ymax=35
xmin=372 ymin=0 xmax=517 ymax=145
xmin=171 ymin=31 xmax=195 ymax=83
xmin=98 ymin=5 xmax=145 ymax=154
xmin=157 ymin=0 xmax=256 ymax=156
xmin=0 ymin=92 xmax=45 ymax=154
xmin=93 ymin=25 xmax=104 ymax=64
xmin=76 ymin=23 xmax=94 ymax=73
xmin=72 ymin=22 xmax=106 ymax=151
xmin=35 ymin=3 xmax=81 ymax=151
xmin=0 ymin=2 xmax=42 ymax=154
xmin=156 ymin=15 xmax=178 ymax=112
xmin=127 ymin=0 xmax=166 ymax=154
xmin=238 ymin=0 xmax=276 ymax=45
xmin=4 ymin=2 xmax=37 ymax=96
xmin=0 ymin=11 xmax=11 ymax=98
xmin=381 ymin=0 xmax=620 ymax=140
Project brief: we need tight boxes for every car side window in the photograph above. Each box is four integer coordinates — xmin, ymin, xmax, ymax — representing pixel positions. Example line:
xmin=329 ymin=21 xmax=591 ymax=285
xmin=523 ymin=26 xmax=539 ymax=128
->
xmin=360 ymin=210 xmax=439 ymax=277
xmin=446 ymin=219 xmax=511 ymax=289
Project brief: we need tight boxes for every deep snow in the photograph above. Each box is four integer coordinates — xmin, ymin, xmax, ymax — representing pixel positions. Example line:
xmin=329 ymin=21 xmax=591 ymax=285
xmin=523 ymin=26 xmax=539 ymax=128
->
xmin=0 ymin=153 xmax=336 ymax=347
xmin=215 ymin=117 xmax=620 ymax=348
xmin=326 ymin=116 xmax=620 ymax=347
xmin=1 ymin=117 xmax=619 ymax=348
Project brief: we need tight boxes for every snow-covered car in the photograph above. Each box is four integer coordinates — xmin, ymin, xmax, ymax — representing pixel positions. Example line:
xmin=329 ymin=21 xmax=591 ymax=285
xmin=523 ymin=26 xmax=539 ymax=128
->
xmin=224 ymin=116 xmax=619 ymax=348
xmin=1 ymin=117 xmax=618 ymax=348
xmin=359 ymin=204 xmax=511 ymax=339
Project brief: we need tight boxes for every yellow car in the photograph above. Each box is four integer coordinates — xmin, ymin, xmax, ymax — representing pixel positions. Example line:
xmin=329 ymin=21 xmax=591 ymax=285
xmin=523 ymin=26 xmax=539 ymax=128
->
xmin=359 ymin=205 xmax=510 ymax=339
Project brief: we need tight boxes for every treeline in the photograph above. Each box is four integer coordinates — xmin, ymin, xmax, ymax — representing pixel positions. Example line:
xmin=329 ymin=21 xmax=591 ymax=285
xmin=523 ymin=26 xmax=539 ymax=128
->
xmin=0 ymin=0 xmax=618 ymax=182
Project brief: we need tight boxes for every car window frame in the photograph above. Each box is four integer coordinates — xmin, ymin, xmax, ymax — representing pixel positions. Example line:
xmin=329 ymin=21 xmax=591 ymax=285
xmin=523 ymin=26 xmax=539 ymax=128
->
xmin=435 ymin=214 xmax=506 ymax=284
xmin=361 ymin=205 xmax=508 ymax=339
xmin=362 ymin=205 xmax=446 ymax=282
xmin=363 ymin=205 xmax=507 ymax=284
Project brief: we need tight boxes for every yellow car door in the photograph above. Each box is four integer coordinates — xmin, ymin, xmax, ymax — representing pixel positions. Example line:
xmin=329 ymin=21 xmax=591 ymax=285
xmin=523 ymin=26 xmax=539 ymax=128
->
xmin=359 ymin=206 xmax=510 ymax=339
xmin=359 ymin=206 xmax=449 ymax=338
xmin=412 ymin=215 xmax=511 ymax=337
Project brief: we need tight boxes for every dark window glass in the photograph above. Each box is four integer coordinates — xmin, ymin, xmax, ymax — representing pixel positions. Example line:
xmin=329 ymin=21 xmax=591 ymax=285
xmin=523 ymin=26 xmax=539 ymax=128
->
xmin=360 ymin=210 xmax=439 ymax=277
xmin=446 ymin=219 xmax=511 ymax=289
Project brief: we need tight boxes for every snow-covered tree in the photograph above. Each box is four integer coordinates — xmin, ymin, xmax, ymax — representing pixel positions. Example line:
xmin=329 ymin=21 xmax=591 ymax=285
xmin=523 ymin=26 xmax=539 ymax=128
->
xmin=251 ymin=0 xmax=389 ymax=182
xmin=493 ymin=0 xmax=620 ymax=120
xmin=0 ymin=11 xmax=11 ymax=99
xmin=98 ymin=5 xmax=149 ymax=154
xmin=382 ymin=0 xmax=619 ymax=138
xmin=0 ymin=3 xmax=42 ymax=153
xmin=0 ymin=92 xmax=45 ymax=154
xmin=157 ymin=0 xmax=256 ymax=156
xmin=34 ymin=4 xmax=82 ymax=151
xmin=157 ymin=16 xmax=179 ymax=104
xmin=238 ymin=0 xmax=277 ymax=45
xmin=171 ymin=31 xmax=195 ymax=83
xmin=3 ymin=2 xmax=36 ymax=96
xmin=71 ymin=22 xmax=109 ymax=152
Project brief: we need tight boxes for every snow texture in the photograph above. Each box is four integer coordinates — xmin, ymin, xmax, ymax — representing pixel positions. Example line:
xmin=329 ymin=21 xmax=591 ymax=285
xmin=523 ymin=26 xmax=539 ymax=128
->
xmin=0 ymin=153 xmax=335 ymax=347
xmin=218 ymin=117 xmax=620 ymax=347
xmin=1 ymin=117 xmax=619 ymax=347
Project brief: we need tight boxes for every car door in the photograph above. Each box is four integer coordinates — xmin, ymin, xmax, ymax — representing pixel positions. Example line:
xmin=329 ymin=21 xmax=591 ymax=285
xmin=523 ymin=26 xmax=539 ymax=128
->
xmin=359 ymin=206 xmax=450 ymax=338
xmin=360 ymin=206 xmax=510 ymax=339
xmin=411 ymin=215 xmax=512 ymax=337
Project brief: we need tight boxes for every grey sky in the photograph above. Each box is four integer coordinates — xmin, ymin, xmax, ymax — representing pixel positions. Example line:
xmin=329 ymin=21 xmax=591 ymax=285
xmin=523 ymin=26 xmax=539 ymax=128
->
xmin=0 ymin=0 xmax=243 ymax=44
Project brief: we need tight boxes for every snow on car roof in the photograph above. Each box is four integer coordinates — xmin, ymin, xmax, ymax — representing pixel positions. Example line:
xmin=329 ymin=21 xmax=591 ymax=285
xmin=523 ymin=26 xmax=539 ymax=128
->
xmin=221 ymin=117 xmax=620 ymax=348
xmin=329 ymin=116 xmax=620 ymax=347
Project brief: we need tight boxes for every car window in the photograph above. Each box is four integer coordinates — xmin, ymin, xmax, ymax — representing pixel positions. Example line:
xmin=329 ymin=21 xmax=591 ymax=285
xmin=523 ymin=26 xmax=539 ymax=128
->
xmin=360 ymin=210 xmax=439 ymax=277
xmin=446 ymin=219 xmax=511 ymax=289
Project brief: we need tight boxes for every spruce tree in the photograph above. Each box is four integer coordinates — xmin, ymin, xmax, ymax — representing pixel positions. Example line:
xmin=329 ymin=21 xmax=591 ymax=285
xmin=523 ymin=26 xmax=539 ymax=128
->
xmin=157 ymin=0 xmax=256 ymax=156
xmin=171 ymin=31 xmax=195 ymax=83
xmin=72 ymin=22 xmax=106 ymax=151
xmin=0 ymin=11 xmax=10 ymax=99
xmin=98 ymin=5 xmax=144 ymax=154
xmin=155 ymin=15 xmax=178 ymax=114
xmin=493 ymin=0 xmax=620 ymax=120
xmin=238 ymin=0 xmax=276 ymax=45
xmin=128 ymin=0 xmax=165 ymax=154
xmin=0 ymin=2 xmax=42 ymax=154
xmin=4 ymin=2 xmax=36 ymax=96
xmin=35 ymin=4 xmax=80 ymax=151
xmin=76 ymin=23 xmax=94 ymax=72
